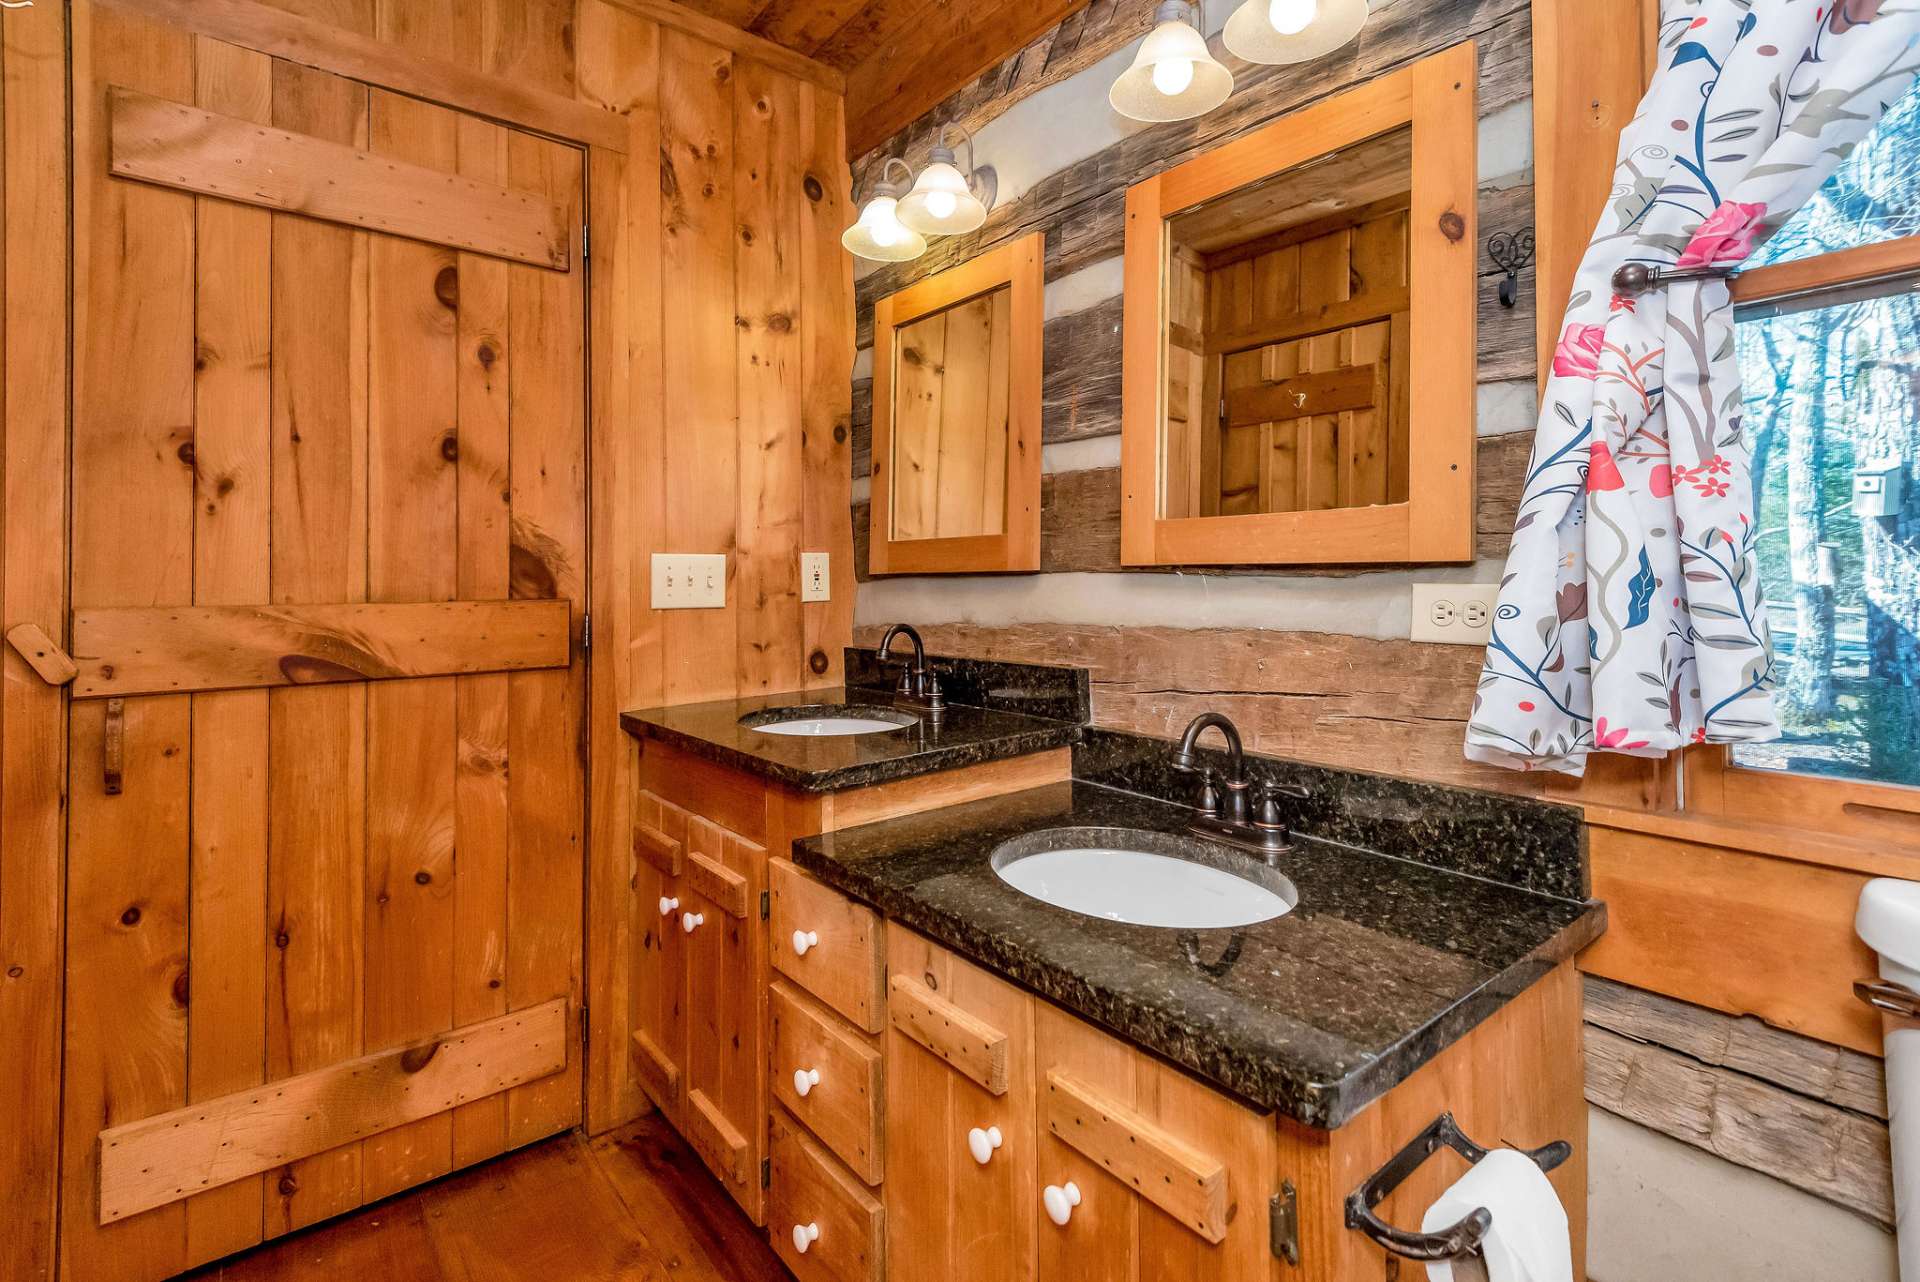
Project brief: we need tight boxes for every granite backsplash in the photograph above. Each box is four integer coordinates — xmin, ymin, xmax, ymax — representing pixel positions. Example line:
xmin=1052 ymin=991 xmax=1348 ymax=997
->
xmin=845 ymin=646 xmax=1090 ymax=725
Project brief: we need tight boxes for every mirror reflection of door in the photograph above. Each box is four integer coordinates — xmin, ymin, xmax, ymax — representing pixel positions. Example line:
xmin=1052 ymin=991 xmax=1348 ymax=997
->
xmin=889 ymin=284 xmax=1013 ymax=541
xmin=1161 ymin=126 xmax=1412 ymax=520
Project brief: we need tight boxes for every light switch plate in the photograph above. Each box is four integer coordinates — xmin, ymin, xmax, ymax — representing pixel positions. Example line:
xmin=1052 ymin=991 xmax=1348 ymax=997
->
xmin=800 ymin=552 xmax=830 ymax=602
xmin=1411 ymin=583 xmax=1500 ymax=645
xmin=651 ymin=553 xmax=726 ymax=609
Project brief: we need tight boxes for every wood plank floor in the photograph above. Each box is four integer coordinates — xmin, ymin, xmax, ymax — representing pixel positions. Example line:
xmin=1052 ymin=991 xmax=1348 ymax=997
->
xmin=177 ymin=1115 xmax=795 ymax=1281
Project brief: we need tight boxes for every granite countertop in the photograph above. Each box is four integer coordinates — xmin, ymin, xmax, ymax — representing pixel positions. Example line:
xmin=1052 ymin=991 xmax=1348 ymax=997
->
xmin=791 ymin=780 xmax=1605 ymax=1129
xmin=619 ymin=686 xmax=1081 ymax=793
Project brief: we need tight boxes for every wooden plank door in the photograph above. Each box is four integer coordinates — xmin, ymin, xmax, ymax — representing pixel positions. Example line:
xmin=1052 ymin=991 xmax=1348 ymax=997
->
xmin=60 ymin=7 xmax=588 ymax=1279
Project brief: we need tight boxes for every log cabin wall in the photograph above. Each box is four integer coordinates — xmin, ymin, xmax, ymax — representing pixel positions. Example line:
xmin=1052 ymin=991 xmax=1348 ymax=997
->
xmin=843 ymin=1 xmax=1902 ymax=1277
xmin=0 ymin=2 xmax=853 ymax=1278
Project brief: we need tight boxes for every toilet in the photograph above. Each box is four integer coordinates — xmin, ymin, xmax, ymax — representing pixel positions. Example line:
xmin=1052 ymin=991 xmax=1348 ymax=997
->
xmin=1859 ymin=879 xmax=1920 ymax=1282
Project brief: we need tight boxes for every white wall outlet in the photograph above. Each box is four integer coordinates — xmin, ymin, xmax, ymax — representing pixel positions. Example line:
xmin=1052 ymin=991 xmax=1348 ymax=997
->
xmin=1411 ymin=583 xmax=1501 ymax=645
xmin=651 ymin=553 xmax=727 ymax=609
xmin=800 ymin=552 xmax=830 ymax=602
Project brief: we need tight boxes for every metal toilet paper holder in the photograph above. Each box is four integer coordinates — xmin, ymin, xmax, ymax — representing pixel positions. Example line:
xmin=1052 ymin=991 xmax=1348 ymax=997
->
xmin=1344 ymin=1111 xmax=1572 ymax=1263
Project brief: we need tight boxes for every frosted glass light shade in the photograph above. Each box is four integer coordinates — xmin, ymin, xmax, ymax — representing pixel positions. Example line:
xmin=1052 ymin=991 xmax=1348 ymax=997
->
xmin=1224 ymin=0 xmax=1366 ymax=64
xmin=899 ymin=158 xmax=987 ymax=235
xmin=842 ymin=194 xmax=926 ymax=262
xmin=1109 ymin=8 xmax=1233 ymax=123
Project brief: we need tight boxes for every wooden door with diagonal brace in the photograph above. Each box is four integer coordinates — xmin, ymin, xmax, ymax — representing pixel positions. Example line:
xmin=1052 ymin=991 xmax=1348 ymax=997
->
xmin=59 ymin=6 xmax=587 ymax=1278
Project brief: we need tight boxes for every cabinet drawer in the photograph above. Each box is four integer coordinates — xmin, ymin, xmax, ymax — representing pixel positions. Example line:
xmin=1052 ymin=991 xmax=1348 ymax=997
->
xmin=770 ymin=981 xmax=884 ymax=1184
xmin=769 ymin=1108 xmax=885 ymax=1282
xmin=770 ymin=859 xmax=885 ymax=1033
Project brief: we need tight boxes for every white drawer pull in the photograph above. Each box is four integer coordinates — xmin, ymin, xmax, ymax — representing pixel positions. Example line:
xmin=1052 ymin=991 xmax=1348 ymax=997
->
xmin=1043 ymin=1181 xmax=1081 ymax=1227
xmin=792 ymin=1222 xmax=820 ymax=1254
xmin=658 ymin=896 xmax=679 ymax=917
xmin=791 ymin=929 xmax=819 ymax=957
xmin=968 ymin=1125 xmax=1003 ymax=1165
xmin=793 ymin=1067 xmax=821 ymax=1098
xmin=681 ymin=911 xmax=705 ymax=934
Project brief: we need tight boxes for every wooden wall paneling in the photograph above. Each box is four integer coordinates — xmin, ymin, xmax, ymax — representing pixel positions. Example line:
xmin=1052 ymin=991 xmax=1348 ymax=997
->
xmin=264 ymin=55 xmax=371 ymax=1236
xmin=1579 ymin=827 xmax=1884 ymax=1056
xmin=735 ymin=58 xmax=805 ymax=695
xmin=184 ymin=33 xmax=274 ymax=1266
xmin=500 ymin=125 xmax=587 ymax=1147
xmin=576 ymin=0 xmax=654 ymax=1135
xmin=361 ymin=85 xmax=461 ymax=1203
xmin=107 ymin=87 xmax=571 ymax=270
xmin=797 ymin=78 xmax=855 ymax=686
xmin=450 ymin=109 xmax=516 ymax=1170
xmin=0 ymin=1 xmax=70 ymax=1273
xmin=659 ymin=30 xmax=739 ymax=702
xmin=61 ymin=5 xmax=197 ymax=1276
xmin=598 ymin=0 xmax=846 ymax=95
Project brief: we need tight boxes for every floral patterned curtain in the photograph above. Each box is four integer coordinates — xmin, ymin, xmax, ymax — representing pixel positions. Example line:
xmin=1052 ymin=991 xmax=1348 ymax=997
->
xmin=1467 ymin=0 xmax=1920 ymax=775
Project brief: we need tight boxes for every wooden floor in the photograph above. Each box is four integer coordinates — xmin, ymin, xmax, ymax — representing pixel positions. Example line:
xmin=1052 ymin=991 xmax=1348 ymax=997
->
xmin=177 ymin=1116 xmax=794 ymax=1281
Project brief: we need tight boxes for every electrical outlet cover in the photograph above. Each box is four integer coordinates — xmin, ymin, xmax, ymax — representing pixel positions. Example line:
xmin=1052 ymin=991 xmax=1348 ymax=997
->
xmin=800 ymin=552 xmax=830 ymax=602
xmin=1411 ymin=583 xmax=1500 ymax=645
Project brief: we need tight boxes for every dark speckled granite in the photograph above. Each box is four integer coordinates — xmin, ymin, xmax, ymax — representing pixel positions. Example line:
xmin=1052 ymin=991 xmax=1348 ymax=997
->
xmin=845 ymin=648 xmax=1091 ymax=724
xmin=792 ymin=780 xmax=1603 ymax=1128
xmin=1075 ymin=729 xmax=1590 ymax=901
xmin=619 ymin=687 xmax=1080 ymax=793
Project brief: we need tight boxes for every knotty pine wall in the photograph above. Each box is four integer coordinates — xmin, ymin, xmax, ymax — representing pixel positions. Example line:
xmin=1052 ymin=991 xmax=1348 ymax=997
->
xmin=0 ymin=2 xmax=854 ymax=1275
xmin=844 ymin=2 xmax=1900 ymax=1276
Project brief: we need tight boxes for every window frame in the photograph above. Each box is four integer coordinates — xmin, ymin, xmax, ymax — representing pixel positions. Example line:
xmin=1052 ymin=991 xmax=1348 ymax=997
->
xmin=1684 ymin=231 xmax=1920 ymax=844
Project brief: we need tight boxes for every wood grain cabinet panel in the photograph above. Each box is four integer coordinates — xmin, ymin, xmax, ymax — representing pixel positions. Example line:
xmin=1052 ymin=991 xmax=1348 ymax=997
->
xmin=770 ymin=857 xmax=887 ymax=1032
xmin=630 ymin=788 xmax=693 ymax=1106
xmin=884 ymin=930 xmax=1037 ymax=1282
xmin=770 ymin=982 xmax=885 ymax=1184
xmin=769 ymin=1108 xmax=887 ymax=1282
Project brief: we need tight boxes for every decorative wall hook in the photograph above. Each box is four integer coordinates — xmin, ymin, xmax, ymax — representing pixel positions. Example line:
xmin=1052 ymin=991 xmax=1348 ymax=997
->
xmin=1483 ymin=228 xmax=1535 ymax=308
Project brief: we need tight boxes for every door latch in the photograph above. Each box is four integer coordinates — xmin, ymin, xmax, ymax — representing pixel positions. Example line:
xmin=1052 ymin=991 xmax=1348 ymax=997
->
xmin=1271 ymin=1180 xmax=1299 ymax=1266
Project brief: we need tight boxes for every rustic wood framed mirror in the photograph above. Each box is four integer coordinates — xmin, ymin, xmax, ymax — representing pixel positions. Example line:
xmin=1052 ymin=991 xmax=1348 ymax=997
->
xmin=869 ymin=231 xmax=1043 ymax=574
xmin=1120 ymin=42 xmax=1479 ymax=566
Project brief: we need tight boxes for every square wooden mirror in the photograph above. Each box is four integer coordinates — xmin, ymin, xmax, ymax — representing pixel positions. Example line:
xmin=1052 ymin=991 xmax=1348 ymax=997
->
xmin=1120 ymin=42 xmax=1480 ymax=566
xmin=868 ymin=232 xmax=1043 ymax=574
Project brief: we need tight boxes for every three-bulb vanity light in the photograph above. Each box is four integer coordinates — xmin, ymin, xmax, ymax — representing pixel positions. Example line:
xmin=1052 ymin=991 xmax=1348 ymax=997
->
xmin=1109 ymin=0 xmax=1369 ymax=124
xmin=841 ymin=125 xmax=998 ymax=263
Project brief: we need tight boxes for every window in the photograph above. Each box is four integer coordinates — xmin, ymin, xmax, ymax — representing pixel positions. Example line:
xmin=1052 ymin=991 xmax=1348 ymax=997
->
xmin=1703 ymin=83 xmax=1920 ymax=811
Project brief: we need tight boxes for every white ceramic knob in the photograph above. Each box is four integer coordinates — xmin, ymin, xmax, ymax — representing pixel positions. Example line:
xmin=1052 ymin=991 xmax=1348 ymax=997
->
xmin=791 ymin=929 xmax=819 ymax=957
xmin=658 ymin=896 xmax=679 ymax=916
xmin=1043 ymin=1181 xmax=1081 ymax=1227
xmin=968 ymin=1125 xmax=1003 ymax=1165
xmin=792 ymin=1222 xmax=820 ymax=1254
xmin=793 ymin=1067 xmax=821 ymax=1098
xmin=681 ymin=911 xmax=705 ymax=934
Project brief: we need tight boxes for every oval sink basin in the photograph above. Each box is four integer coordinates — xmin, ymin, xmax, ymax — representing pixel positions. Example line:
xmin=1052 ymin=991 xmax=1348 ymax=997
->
xmin=739 ymin=705 xmax=918 ymax=737
xmin=991 ymin=827 xmax=1297 ymax=929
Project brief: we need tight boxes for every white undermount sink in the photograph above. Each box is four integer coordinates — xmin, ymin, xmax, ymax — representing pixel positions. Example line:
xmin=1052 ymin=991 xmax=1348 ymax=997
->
xmin=739 ymin=705 xmax=918 ymax=737
xmin=991 ymin=827 xmax=1297 ymax=929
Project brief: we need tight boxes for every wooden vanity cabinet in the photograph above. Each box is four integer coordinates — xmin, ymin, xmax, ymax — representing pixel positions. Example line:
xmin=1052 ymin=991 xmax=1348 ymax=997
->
xmin=631 ymin=737 xmax=1073 ymax=1230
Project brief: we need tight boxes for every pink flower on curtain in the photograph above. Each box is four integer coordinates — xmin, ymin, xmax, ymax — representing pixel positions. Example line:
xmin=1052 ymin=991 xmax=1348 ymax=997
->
xmin=1552 ymin=323 xmax=1607 ymax=379
xmin=1593 ymin=718 xmax=1649 ymax=751
xmin=1587 ymin=441 xmax=1626 ymax=492
xmin=1676 ymin=200 xmax=1768 ymax=268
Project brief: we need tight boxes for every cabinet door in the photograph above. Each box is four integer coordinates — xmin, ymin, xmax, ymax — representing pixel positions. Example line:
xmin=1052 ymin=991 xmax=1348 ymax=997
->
xmin=682 ymin=813 xmax=768 ymax=1223
xmin=630 ymin=788 xmax=690 ymax=1108
xmin=885 ymin=930 xmax=1036 ymax=1280
xmin=1033 ymin=1004 xmax=1276 ymax=1282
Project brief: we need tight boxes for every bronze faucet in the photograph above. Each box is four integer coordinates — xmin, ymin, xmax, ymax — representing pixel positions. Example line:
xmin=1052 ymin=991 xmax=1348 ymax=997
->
xmin=875 ymin=624 xmax=946 ymax=720
xmin=1172 ymin=711 xmax=1305 ymax=861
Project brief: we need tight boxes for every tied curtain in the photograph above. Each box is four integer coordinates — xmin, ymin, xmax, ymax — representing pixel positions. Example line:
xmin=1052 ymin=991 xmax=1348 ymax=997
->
xmin=1467 ymin=0 xmax=1920 ymax=775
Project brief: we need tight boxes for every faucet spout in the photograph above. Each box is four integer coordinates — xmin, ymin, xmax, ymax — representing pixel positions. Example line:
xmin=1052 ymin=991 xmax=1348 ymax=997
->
xmin=1173 ymin=712 xmax=1244 ymax=777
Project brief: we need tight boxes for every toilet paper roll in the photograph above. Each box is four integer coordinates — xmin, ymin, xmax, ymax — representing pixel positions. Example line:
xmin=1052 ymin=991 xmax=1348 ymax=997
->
xmin=1423 ymin=1148 xmax=1572 ymax=1282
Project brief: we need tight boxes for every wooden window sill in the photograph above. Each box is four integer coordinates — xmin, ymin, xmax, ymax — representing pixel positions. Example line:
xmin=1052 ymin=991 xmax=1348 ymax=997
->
xmin=1583 ymin=804 xmax=1920 ymax=882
